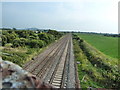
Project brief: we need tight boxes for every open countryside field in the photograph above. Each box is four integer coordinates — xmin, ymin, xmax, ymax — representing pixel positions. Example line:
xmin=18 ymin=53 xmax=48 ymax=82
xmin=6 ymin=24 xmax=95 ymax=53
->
xmin=76 ymin=33 xmax=118 ymax=59
xmin=73 ymin=34 xmax=119 ymax=88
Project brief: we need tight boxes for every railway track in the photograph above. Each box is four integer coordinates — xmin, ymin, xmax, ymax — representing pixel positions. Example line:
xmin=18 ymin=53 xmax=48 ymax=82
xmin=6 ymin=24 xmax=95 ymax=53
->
xmin=23 ymin=34 xmax=80 ymax=88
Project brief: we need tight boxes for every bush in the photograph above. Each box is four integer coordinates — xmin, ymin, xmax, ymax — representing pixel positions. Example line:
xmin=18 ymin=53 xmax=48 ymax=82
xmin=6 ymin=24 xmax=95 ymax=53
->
xmin=47 ymin=30 xmax=62 ymax=39
xmin=7 ymin=33 xmax=18 ymax=43
xmin=38 ymin=33 xmax=49 ymax=44
xmin=12 ymin=38 xmax=21 ymax=47
xmin=5 ymin=43 xmax=12 ymax=48
xmin=19 ymin=38 xmax=27 ymax=47
xmin=2 ymin=35 xmax=7 ymax=46
xmin=12 ymin=38 xmax=27 ymax=47
xmin=29 ymin=35 xmax=38 ymax=40
xmin=29 ymin=39 xmax=44 ymax=48
xmin=15 ymin=30 xmax=30 ymax=38
xmin=47 ymin=34 xmax=55 ymax=42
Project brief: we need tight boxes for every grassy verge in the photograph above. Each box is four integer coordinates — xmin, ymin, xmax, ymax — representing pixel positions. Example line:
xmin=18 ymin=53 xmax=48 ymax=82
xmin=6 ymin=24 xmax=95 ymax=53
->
xmin=1 ymin=39 xmax=59 ymax=67
xmin=73 ymin=39 xmax=104 ymax=88
xmin=73 ymin=34 xmax=119 ymax=88
xmin=2 ymin=47 xmax=40 ymax=67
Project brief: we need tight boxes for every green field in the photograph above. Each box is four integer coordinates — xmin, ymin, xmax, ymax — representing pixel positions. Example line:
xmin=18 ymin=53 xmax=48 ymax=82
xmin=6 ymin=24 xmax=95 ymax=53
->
xmin=76 ymin=33 xmax=118 ymax=59
xmin=73 ymin=34 xmax=119 ymax=88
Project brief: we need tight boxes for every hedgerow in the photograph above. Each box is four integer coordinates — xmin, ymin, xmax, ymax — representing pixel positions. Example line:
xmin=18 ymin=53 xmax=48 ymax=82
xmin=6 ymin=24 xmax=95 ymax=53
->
xmin=73 ymin=34 xmax=119 ymax=88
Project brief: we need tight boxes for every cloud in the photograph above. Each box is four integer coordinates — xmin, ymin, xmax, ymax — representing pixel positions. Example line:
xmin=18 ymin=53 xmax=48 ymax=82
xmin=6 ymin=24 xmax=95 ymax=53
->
xmin=2 ymin=0 xmax=118 ymax=33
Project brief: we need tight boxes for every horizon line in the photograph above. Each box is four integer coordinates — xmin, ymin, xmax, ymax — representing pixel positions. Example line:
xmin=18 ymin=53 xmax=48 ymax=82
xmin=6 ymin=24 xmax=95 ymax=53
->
xmin=0 ymin=27 xmax=118 ymax=34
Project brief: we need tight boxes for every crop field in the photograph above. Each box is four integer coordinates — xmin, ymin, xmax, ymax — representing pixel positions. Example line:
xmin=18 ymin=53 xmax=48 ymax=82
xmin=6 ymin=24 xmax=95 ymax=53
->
xmin=76 ymin=33 xmax=118 ymax=59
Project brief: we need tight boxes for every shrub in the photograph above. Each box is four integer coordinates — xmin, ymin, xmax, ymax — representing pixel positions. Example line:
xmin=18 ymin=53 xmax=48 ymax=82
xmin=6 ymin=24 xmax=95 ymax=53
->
xmin=38 ymin=33 xmax=49 ymax=44
xmin=2 ymin=35 xmax=7 ymax=46
xmin=6 ymin=33 xmax=18 ymax=43
xmin=47 ymin=30 xmax=62 ymax=39
xmin=47 ymin=34 xmax=55 ymax=42
xmin=5 ymin=43 xmax=13 ymax=48
xmin=29 ymin=39 xmax=44 ymax=48
xmin=19 ymin=38 xmax=27 ymax=47
xmin=12 ymin=38 xmax=21 ymax=47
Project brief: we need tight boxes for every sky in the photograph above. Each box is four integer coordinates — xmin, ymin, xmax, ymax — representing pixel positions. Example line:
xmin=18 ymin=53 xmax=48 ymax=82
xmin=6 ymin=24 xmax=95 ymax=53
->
xmin=1 ymin=0 xmax=119 ymax=33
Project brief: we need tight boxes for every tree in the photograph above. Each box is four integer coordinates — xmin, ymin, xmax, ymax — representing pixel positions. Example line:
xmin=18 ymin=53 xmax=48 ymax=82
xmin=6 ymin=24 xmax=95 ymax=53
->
xmin=13 ymin=28 xmax=16 ymax=30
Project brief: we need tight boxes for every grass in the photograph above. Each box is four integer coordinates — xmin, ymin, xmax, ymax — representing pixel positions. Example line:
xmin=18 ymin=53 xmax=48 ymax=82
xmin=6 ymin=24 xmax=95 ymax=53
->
xmin=2 ymin=46 xmax=40 ymax=67
xmin=73 ymin=34 xmax=119 ymax=88
xmin=73 ymin=39 xmax=104 ymax=88
xmin=76 ymin=33 xmax=118 ymax=59
xmin=2 ymin=41 xmax=53 ymax=67
xmin=1 ymin=36 xmax=61 ymax=67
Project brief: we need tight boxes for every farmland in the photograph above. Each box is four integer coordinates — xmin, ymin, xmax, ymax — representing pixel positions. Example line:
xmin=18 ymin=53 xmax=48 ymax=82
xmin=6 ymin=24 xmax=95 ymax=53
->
xmin=76 ymin=33 xmax=118 ymax=59
xmin=73 ymin=34 xmax=119 ymax=88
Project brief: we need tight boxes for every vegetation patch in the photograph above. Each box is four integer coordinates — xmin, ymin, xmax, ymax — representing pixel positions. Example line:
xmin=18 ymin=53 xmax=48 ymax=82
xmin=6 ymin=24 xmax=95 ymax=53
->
xmin=76 ymin=33 xmax=118 ymax=59
xmin=73 ymin=34 xmax=119 ymax=88
xmin=1 ymin=29 xmax=63 ymax=67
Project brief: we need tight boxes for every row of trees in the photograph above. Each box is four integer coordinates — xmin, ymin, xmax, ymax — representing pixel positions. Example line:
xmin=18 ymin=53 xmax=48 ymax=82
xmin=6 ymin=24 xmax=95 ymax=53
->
xmin=72 ymin=32 xmax=120 ymax=37
xmin=2 ymin=29 xmax=62 ymax=48
xmin=104 ymin=34 xmax=120 ymax=37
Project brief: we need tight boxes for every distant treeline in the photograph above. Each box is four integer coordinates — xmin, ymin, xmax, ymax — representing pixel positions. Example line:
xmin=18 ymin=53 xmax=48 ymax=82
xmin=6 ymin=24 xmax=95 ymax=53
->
xmin=1 ymin=27 xmax=50 ymax=32
xmin=71 ymin=31 xmax=120 ymax=37
xmin=103 ymin=34 xmax=120 ymax=37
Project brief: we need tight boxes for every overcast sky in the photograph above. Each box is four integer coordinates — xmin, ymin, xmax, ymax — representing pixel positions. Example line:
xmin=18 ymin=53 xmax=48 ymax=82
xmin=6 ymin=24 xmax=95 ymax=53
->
xmin=1 ymin=0 xmax=119 ymax=33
